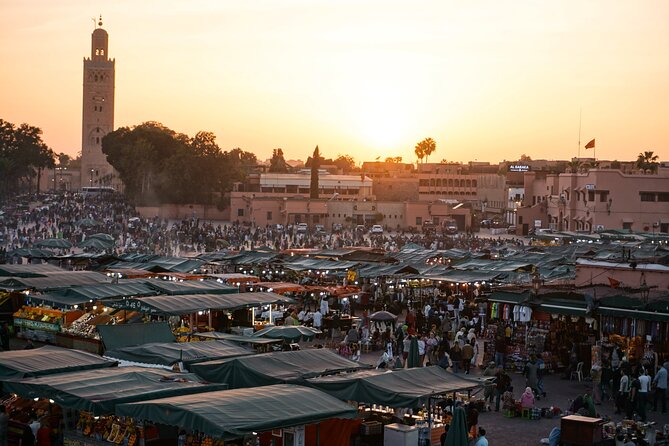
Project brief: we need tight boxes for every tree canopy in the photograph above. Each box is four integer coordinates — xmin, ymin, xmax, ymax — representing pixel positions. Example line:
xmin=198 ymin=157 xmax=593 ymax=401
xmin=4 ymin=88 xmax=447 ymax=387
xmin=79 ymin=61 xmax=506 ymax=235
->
xmin=415 ymin=137 xmax=436 ymax=163
xmin=102 ymin=122 xmax=256 ymax=205
xmin=0 ymin=118 xmax=55 ymax=200
xmin=269 ymin=149 xmax=289 ymax=173
xmin=636 ymin=151 xmax=659 ymax=173
xmin=310 ymin=146 xmax=320 ymax=199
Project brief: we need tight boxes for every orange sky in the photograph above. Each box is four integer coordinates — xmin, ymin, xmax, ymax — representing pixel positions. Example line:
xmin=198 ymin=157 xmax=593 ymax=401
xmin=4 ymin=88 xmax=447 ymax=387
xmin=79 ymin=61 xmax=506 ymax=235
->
xmin=1 ymin=0 xmax=668 ymax=164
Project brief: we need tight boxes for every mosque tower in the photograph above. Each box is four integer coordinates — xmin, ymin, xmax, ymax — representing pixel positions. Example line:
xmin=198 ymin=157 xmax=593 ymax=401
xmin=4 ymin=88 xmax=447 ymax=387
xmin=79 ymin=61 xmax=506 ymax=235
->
xmin=81 ymin=16 xmax=116 ymax=189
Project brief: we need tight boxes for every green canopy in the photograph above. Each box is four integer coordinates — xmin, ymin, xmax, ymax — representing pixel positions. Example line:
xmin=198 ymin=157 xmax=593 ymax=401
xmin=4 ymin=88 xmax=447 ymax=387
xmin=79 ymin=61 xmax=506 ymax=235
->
xmin=445 ymin=406 xmax=469 ymax=446
xmin=105 ymin=340 xmax=253 ymax=367
xmin=190 ymin=349 xmax=370 ymax=388
xmin=88 ymin=233 xmax=114 ymax=242
xmin=3 ymin=366 xmax=226 ymax=415
xmin=116 ymin=384 xmax=357 ymax=440
xmin=307 ymin=366 xmax=485 ymax=407
xmin=105 ymin=292 xmax=295 ymax=315
xmin=78 ymin=238 xmax=114 ymax=250
xmin=0 ymin=345 xmax=116 ymax=380
xmin=193 ymin=332 xmax=281 ymax=346
xmin=97 ymin=322 xmax=176 ymax=351
xmin=33 ymin=282 xmax=158 ymax=306
xmin=0 ymin=271 xmax=111 ymax=291
xmin=141 ymin=280 xmax=237 ymax=295
xmin=251 ymin=325 xmax=322 ymax=341
xmin=33 ymin=238 xmax=72 ymax=249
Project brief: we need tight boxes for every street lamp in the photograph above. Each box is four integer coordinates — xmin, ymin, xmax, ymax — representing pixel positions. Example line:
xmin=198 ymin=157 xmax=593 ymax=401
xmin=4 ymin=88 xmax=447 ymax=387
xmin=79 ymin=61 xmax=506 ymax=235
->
xmin=90 ymin=168 xmax=94 ymax=186
xmin=640 ymin=273 xmax=650 ymax=304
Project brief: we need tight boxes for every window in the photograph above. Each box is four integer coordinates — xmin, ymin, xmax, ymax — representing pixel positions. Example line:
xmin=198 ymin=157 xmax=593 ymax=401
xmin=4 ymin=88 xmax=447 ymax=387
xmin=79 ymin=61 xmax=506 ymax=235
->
xmin=658 ymin=193 xmax=669 ymax=202
xmin=588 ymin=191 xmax=595 ymax=201
xmin=599 ymin=192 xmax=608 ymax=202
xmin=416 ymin=217 xmax=422 ymax=226
xmin=95 ymin=137 xmax=100 ymax=144
xmin=466 ymin=179 xmax=471 ymax=187
xmin=419 ymin=179 xmax=429 ymax=187
xmin=237 ymin=209 xmax=244 ymax=217
xmin=623 ymin=222 xmax=633 ymax=230
xmin=472 ymin=179 xmax=477 ymax=187
xmin=267 ymin=211 xmax=272 ymax=221
xmin=640 ymin=192 xmax=656 ymax=202
xmin=101 ymin=49 xmax=104 ymax=56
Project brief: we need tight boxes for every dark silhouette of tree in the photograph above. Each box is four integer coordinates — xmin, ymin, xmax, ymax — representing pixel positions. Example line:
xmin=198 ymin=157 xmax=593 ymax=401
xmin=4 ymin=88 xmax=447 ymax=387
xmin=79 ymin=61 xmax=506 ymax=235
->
xmin=415 ymin=137 xmax=436 ymax=163
xmin=385 ymin=156 xmax=403 ymax=163
xmin=102 ymin=122 xmax=256 ymax=205
xmin=519 ymin=154 xmax=532 ymax=161
xmin=636 ymin=151 xmax=659 ymax=173
xmin=310 ymin=146 xmax=320 ymax=199
xmin=0 ymin=118 xmax=55 ymax=199
xmin=334 ymin=154 xmax=356 ymax=173
xmin=269 ymin=148 xmax=289 ymax=173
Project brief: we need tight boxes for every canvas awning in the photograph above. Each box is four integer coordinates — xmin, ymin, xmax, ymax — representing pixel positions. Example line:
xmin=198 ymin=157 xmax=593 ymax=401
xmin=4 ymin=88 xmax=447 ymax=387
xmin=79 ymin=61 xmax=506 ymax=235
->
xmin=193 ymin=332 xmax=281 ymax=345
xmin=3 ymin=367 xmax=226 ymax=415
xmin=0 ymin=345 xmax=117 ymax=380
xmin=307 ymin=366 xmax=485 ymax=407
xmin=105 ymin=292 xmax=294 ymax=315
xmin=97 ymin=322 xmax=175 ymax=351
xmin=190 ymin=349 xmax=370 ymax=388
xmin=0 ymin=271 xmax=111 ymax=291
xmin=140 ymin=279 xmax=238 ymax=295
xmin=115 ymin=384 xmax=357 ymax=440
xmin=104 ymin=340 xmax=253 ymax=367
xmin=32 ymin=282 xmax=158 ymax=306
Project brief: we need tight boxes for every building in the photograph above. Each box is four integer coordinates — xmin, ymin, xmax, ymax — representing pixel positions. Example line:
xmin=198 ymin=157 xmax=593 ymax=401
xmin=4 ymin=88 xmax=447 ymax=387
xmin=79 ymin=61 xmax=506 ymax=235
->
xmin=80 ymin=17 xmax=118 ymax=189
xmin=416 ymin=162 xmax=507 ymax=215
xmin=517 ymin=168 xmax=669 ymax=234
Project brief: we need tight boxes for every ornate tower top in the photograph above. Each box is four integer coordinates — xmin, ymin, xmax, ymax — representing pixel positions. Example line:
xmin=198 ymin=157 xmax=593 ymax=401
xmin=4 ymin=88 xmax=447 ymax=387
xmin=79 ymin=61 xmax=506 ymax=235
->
xmin=91 ymin=16 xmax=108 ymax=62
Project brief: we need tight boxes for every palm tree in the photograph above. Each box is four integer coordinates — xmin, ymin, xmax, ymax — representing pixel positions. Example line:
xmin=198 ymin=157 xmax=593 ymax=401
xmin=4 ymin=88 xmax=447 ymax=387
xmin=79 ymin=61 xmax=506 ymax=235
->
xmin=636 ymin=151 xmax=659 ymax=173
xmin=415 ymin=138 xmax=436 ymax=164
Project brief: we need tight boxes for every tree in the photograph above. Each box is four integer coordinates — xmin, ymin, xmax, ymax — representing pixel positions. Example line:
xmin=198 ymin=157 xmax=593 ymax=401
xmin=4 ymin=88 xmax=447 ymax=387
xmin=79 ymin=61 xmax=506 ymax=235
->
xmin=519 ymin=154 xmax=532 ymax=162
xmin=0 ymin=118 xmax=55 ymax=199
xmin=415 ymin=137 xmax=436 ymax=163
xmin=385 ymin=156 xmax=403 ymax=163
xmin=269 ymin=149 xmax=289 ymax=173
xmin=334 ymin=154 xmax=356 ymax=173
xmin=636 ymin=151 xmax=659 ymax=173
xmin=310 ymin=146 xmax=320 ymax=199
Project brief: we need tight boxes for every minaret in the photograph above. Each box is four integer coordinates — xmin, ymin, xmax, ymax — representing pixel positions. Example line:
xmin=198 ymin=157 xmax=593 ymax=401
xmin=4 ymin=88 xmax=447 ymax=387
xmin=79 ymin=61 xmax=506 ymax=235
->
xmin=81 ymin=16 xmax=116 ymax=189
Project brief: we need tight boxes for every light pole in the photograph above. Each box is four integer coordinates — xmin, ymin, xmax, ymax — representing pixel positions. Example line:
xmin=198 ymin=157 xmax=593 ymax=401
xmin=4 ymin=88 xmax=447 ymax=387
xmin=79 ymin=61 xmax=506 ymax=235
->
xmin=90 ymin=168 xmax=94 ymax=186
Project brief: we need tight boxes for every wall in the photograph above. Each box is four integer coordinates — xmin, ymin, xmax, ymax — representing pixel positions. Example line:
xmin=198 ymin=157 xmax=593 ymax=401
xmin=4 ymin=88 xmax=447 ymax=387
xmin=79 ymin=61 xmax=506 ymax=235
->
xmin=136 ymin=204 xmax=229 ymax=221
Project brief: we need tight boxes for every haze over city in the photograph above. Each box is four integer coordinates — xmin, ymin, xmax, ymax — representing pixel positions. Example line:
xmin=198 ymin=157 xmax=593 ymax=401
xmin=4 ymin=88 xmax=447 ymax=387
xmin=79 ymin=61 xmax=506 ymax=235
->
xmin=1 ymin=0 xmax=668 ymax=164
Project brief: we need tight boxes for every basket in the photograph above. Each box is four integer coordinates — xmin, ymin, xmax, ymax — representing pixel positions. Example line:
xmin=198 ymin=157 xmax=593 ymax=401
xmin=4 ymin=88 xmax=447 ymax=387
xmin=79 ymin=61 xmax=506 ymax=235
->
xmin=360 ymin=421 xmax=382 ymax=435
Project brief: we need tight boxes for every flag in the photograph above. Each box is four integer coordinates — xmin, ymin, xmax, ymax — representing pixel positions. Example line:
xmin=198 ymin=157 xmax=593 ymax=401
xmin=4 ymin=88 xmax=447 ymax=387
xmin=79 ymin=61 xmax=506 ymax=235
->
xmin=585 ymin=139 xmax=595 ymax=149
xmin=608 ymin=276 xmax=620 ymax=288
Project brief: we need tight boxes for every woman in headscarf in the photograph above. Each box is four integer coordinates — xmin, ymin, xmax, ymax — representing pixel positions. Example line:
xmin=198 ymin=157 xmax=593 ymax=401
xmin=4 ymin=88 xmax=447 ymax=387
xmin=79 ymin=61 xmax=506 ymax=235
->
xmin=444 ymin=406 xmax=469 ymax=446
xmin=521 ymin=386 xmax=535 ymax=409
xmin=580 ymin=393 xmax=596 ymax=418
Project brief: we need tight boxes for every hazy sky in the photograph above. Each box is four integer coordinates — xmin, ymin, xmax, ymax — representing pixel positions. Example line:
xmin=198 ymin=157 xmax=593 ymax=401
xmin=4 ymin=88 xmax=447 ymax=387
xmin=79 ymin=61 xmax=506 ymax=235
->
xmin=1 ymin=0 xmax=668 ymax=164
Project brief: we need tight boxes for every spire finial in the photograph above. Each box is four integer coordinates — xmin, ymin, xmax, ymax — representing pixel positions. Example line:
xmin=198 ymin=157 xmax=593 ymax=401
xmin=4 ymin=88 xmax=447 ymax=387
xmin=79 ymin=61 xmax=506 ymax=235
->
xmin=98 ymin=15 xmax=103 ymax=27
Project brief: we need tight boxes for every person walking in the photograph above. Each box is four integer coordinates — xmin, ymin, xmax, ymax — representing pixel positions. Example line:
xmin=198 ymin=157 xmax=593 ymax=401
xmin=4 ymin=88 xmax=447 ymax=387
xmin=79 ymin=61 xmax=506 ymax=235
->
xmin=653 ymin=362 xmax=668 ymax=413
xmin=616 ymin=368 xmax=630 ymax=415
xmin=525 ymin=355 xmax=540 ymax=400
xmin=461 ymin=340 xmax=474 ymax=374
xmin=638 ymin=367 xmax=651 ymax=422
xmin=494 ymin=336 xmax=506 ymax=368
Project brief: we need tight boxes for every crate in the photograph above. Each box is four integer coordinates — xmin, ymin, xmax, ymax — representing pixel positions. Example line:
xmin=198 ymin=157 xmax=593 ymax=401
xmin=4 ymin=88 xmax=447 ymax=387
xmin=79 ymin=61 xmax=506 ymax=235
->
xmin=360 ymin=421 xmax=383 ymax=435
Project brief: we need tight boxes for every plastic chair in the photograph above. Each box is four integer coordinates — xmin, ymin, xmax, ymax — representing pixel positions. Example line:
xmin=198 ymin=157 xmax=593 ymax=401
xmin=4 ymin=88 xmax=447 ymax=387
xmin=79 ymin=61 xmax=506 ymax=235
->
xmin=570 ymin=362 xmax=584 ymax=382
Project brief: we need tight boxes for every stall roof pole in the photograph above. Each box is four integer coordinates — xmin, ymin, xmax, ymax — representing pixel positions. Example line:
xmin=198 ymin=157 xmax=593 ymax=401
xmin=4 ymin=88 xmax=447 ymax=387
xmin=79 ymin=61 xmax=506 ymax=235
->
xmin=269 ymin=304 xmax=273 ymax=324
xmin=316 ymin=424 xmax=320 ymax=446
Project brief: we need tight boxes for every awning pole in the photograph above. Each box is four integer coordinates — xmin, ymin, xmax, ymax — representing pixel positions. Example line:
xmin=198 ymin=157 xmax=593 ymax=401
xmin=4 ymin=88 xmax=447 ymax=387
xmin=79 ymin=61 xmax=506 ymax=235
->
xmin=252 ymin=307 xmax=256 ymax=327
xmin=269 ymin=304 xmax=273 ymax=324
xmin=208 ymin=309 xmax=212 ymax=328
xmin=316 ymin=424 xmax=320 ymax=446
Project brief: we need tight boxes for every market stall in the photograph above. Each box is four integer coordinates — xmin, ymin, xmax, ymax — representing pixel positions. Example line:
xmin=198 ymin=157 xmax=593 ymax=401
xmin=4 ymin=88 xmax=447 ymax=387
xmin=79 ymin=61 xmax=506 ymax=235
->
xmin=0 ymin=345 xmax=116 ymax=380
xmin=115 ymin=384 xmax=358 ymax=445
xmin=104 ymin=340 xmax=253 ymax=368
xmin=189 ymin=349 xmax=370 ymax=388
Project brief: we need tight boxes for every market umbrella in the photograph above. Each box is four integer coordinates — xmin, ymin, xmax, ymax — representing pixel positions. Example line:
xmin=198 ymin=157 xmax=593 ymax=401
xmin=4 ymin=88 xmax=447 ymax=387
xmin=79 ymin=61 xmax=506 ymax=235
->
xmin=251 ymin=325 xmax=322 ymax=341
xmin=76 ymin=218 xmax=100 ymax=227
xmin=78 ymin=238 xmax=114 ymax=250
xmin=34 ymin=238 xmax=72 ymax=249
xmin=88 ymin=233 xmax=114 ymax=242
xmin=369 ymin=310 xmax=398 ymax=323
xmin=407 ymin=336 xmax=420 ymax=369
xmin=444 ymin=406 xmax=469 ymax=446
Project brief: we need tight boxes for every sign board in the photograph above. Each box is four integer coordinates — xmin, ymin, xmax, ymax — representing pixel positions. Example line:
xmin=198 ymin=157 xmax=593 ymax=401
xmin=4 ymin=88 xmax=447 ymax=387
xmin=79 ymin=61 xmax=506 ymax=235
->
xmin=595 ymin=224 xmax=605 ymax=231
xmin=585 ymin=184 xmax=596 ymax=190
xmin=509 ymin=165 xmax=530 ymax=172
xmin=534 ymin=220 xmax=542 ymax=228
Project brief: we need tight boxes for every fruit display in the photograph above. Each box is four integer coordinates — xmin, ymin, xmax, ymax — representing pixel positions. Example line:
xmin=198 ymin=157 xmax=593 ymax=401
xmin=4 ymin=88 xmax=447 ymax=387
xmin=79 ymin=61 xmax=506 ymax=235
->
xmin=13 ymin=306 xmax=63 ymax=326
xmin=185 ymin=433 xmax=225 ymax=446
xmin=76 ymin=412 xmax=139 ymax=444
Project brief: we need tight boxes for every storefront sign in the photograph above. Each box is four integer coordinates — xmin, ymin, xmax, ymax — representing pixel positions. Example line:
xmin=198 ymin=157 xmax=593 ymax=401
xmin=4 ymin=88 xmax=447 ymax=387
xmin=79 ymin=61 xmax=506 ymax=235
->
xmin=14 ymin=318 xmax=60 ymax=332
xmin=509 ymin=165 xmax=530 ymax=172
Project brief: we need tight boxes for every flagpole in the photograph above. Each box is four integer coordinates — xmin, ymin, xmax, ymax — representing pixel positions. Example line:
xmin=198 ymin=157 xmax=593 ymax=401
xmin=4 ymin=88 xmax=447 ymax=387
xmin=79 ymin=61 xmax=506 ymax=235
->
xmin=578 ymin=108 xmax=582 ymax=159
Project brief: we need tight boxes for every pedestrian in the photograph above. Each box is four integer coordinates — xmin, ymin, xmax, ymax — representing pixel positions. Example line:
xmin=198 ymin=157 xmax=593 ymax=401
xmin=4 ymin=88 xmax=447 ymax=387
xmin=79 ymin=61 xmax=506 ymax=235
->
xmin=616 ymin=367 xmax=630 ymax=415
xmin=494 ymin=368 xmax=511 ymax=411
xmin=524 ymin=355 xmax=540 ymax=399
xmin=461 ymin=340 xmax=474 ymax=374
xmin=450 ymin=343 xmax=462 ymax=374
xmin=474 ymin=427 xmax=488 ymax=446
xmin=653 ymin=362 xmax=668 ymax=413
xmin=591 ymin=364 xmax=602 ymax=404
xmin=494 ymin=336 xmax=506 ymax=368
xmin=627 ymin=370 xmax=640 ymax=420
xmin=638 ymin=367 xmax=651 ymax=421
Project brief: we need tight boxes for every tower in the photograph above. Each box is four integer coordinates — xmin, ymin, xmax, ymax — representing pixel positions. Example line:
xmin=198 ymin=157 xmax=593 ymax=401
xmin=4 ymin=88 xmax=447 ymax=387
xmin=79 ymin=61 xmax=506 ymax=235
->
xmin=81 ymin=16 xmax=116 ymax=189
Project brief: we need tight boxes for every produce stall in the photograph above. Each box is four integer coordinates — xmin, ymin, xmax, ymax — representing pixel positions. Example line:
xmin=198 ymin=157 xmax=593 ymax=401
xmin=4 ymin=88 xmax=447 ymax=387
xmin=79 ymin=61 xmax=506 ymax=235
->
xmin=13 ymin=305 xmax=63 ymax=343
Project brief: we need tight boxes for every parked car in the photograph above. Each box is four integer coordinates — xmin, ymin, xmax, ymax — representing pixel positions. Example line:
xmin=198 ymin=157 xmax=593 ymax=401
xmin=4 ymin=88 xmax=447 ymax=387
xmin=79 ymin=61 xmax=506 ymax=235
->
xmin=296 ymin=223 xmax=308 ymax=233
xmin=443 ymin=219 xmax=458 ymax=234
xmin=480 ymin=219 xmax=492 ymax=228
xmin=275 ymin=224 xmax=284 ymax=231
xmin=370 ymin=224 xmax=384 ymax=234
xmin=314 ymin=224 xmax=325 ymax=234
xmin=507 ymin=225 xmax=517 ymax=234
xmin=355 ymin=224 xmax=366 ymax=233
xmin=332 ymin=223 xmax=343 ymax=233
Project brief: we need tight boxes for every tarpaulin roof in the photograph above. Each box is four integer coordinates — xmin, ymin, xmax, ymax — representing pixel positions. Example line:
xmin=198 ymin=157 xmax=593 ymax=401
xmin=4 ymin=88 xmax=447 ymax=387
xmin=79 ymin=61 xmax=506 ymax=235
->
xmin=0 ymin=271 xmax=110 ymax=291
xmin=190 ymin=349 xmax=370 ymax=387
xmin=32 ymin=282 xmax=158 ymax=306
xmin=422 ymin=270 xmax=502 ymax=284
xmin=97 ymin=322 xmax=175 ymax=351
xmin=193 ymin=332 xmax=281 ymax=345
xmin=0 ymin=264 xmax=65 ymax=277
xmin=0 ymin=345 xmax=116 ymax=380
xmin=105 ymin=340 xmax=253 ymax=366
xmin=487 ymin=291 xmax=530 ymax=304
xmin=116 ymin=384 xmax=357 ymax=440
xmin=307 ymin=366 xmax=485 ymax=407
xmin=598 ymin=295 xmax=669 ymax=322
xmin=3 ymin=366 xmax=226 ymax=415
xmin=139 ymin=279 xmax=238 ymax=295
xmin=105 ymin=292 xmax=294 ymax=315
